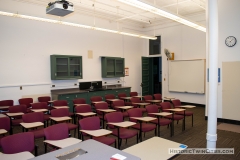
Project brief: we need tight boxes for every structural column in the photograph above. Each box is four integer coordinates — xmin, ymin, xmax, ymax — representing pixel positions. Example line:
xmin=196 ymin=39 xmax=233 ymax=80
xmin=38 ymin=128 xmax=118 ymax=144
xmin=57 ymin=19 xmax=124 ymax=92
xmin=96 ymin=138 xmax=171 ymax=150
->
xmin=206 ymin=0 xmax=218 ymax=149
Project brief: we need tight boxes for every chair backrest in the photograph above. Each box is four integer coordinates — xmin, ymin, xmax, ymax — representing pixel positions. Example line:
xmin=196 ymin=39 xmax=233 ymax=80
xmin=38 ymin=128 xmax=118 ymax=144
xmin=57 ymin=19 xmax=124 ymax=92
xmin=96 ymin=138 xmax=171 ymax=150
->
xmin=22 ymin=112 xmax=44 ymax=123
xmin=172 ymin=99 xmax=181 ymax=108
xmin=0 ymin=100 xmax=14 ymax=106
xmin=112 ymin=100 xmax=125 ymax=111
xmin=105 ymin=94 xmax=115 ymax=100
xmin=73 ymin=98 xmax=86 ymax=104
xmin=127 ymin=108 xmax=142 ymax=122
xmin=130 ymin=97 xmax=141 ymax=103
xmin=153 ymin=94 xmax=162 ymax=100
xmin=31 ymin=102 xmax=48 ymax=109
xmin=51 ymin=108 xmax=69 ymax=117
xmin=53 ymin=100 xmax=68 ymax=106
xmin=90 ymin=96 xmax=102 ymax=102
xmin=75 ymin=104 xmax=92 ymax=113
xmin=1 ymin=132 xmax=35 ymax=154
xmin=79 ymin=116 xmax=100 ymax=130
xmin=160 ymin=102 xmax=171 ymax=111
xmin=44 ymin=123 xmax=69 ymax=140
xmin=0 ymin=117 xmax=11 ymax=131
xmin=38 ymin=96 xmax=51 ymax=103
xmin=19 ymin=98 xmax=33 ymax=108
xmin=95 ymin=102 xmax=109 ymax=114
xmin=146 ymin=105 xmax=159 ymax=117
xmin=8 ymin=105 xmax=27 ymax=113
xmin=130 ymin=92 xmax=138 ymax=97
xmin=143 ymin=95 xmax=153 ymax=101
xmin=105 ymin=112 xmax=123 ymax=123
xmin=117 ymin=93 xmax=127 ymax=98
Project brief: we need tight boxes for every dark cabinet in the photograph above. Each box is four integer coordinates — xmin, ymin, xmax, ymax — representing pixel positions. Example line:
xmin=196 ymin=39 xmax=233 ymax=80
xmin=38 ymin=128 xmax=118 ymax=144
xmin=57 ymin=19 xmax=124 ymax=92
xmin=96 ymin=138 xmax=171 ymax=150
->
xmin=51 ymin=55 xmax=82 ymax=80
xmin=101 ymin=57 xmax=125 ymax=78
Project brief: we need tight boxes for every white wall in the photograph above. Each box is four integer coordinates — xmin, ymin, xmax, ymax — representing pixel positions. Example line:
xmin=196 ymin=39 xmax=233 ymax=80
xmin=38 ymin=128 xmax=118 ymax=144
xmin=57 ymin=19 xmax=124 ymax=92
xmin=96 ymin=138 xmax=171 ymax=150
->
xmin=0 ymin=0 xmax=143 ymax=104
xmin=143 ymin=24 xmax=206 ymax=104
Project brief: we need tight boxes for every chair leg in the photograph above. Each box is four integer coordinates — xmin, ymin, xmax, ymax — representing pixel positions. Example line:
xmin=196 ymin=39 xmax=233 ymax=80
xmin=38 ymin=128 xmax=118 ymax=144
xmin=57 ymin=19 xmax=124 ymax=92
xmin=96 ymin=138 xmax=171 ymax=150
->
xmin=74 ymin=129 xmax=76 ymax=137
xmin=192 ymin=115 xmax=194 ymax=127
xmin=125 ymin=139 xmax=127 ymax=144
xmin=144 ymin=132 xmax=146 ymax=138
xmin=35 ymin=145 xmax=38 ymax=156
xmin=114 ymin=140 xmax=117 ymax=148
xmin=177 ymin=120 xmax=179 ymax=124
xmin=136 ymin=134 xmax=139 ymax=143
xmin=119 ymin=139 xmax=122 ymax=148
xmin=44 ymin=143 xmax=47 ymax=153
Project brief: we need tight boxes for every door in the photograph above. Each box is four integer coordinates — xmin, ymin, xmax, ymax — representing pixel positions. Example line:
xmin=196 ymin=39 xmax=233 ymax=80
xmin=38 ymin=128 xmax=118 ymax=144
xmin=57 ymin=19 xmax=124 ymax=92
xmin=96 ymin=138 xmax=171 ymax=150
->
xmin=141 ymin=57 xmax=153 ymax=96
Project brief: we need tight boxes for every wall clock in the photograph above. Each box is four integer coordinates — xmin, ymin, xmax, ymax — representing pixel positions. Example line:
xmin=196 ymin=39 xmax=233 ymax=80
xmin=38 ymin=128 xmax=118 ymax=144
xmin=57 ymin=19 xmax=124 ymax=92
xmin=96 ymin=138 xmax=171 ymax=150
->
xmin=225 ymin=36 xmax=237 ymax=47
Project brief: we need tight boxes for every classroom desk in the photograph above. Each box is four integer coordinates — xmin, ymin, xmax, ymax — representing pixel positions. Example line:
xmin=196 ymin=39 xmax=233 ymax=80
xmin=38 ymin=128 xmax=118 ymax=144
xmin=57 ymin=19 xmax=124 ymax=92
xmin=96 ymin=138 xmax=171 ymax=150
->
xmin=0 ymin=151 xmax=35 ymax=160
xmin=50 ymin=116 xmax=71 ymax=125
xmin=163 ymin=97 xmax=175 ymax=101
xmin=76 ymin=112 xmax=96 ymax=118
xmin=29 ymin=139 xmax=140 ymax=160
xmin=108 ymin=121 xmax=136 ymax=149
xmin=146 ymin=100 xmax=162 ymax=104
xmin=0 ymin=129 xmax=7 ymax=135
xmin=148 ymin=112 xmax=173 ymax=137
xmin=53 ymin=106 xmax=69 ymax=109
xmin=6 ymin=112 xmax=24 ymax=117
xmin=123 ymin=137 xmax=187 ymax=160
xmin=119 ymin=97 xmax=131 ymax=102
xmin=116 ymin=106 xmax=133 ymax=112
xmin=20 ymin=122 xmax=44 ymax=132
xmin=31 ymin=109 xmax=48 ymax=112
xmin=0 ymin=106 xmax=9 ymax=110
xmin=165 ymin=108 xmax=186 ymax=136
xmin=106 ymin=99 xmax=119 ymax=107
xmin=80 ymin=129 xmax=112 ymax=138
xmin=44 ymin=137 xmax=81 ymax=149
xmin=130 ymin=117 xmax=156 ymax=142
xmin=96 ymin=109 xmax=116 ymax=128
xmin=177 ymin=105 xmax=196 ymax=128
xmin=0 ymin=114 xmax=7 ymax=118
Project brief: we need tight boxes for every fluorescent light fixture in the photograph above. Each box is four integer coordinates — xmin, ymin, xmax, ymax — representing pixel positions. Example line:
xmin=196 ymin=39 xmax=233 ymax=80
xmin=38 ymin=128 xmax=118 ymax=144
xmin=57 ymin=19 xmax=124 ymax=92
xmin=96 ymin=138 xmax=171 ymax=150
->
xmin=0 ymin=11 xmax=157 ymax=40
xmin=118 ymin=0 xmax=206 ymax=32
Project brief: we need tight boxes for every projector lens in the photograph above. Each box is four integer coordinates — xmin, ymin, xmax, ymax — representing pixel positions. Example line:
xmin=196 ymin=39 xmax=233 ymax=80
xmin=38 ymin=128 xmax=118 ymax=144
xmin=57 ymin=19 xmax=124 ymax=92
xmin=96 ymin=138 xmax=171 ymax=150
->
xmin=63 ymin=3 xmax=68 ymax=9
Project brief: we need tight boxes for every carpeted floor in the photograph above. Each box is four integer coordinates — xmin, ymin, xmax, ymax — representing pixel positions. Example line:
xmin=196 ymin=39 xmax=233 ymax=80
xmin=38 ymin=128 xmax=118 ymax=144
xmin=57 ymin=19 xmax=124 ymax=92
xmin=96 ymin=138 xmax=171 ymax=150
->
xmin=217 ymin=123 xmax=240 ymax=134
xmin=1 ymin=106 xmax=240 ymax=160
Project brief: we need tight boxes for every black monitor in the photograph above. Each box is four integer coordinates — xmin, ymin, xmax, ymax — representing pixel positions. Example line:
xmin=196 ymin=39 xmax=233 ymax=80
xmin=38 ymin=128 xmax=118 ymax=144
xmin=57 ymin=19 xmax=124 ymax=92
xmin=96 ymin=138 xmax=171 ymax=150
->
xmin=91 ymin=81 xmax=102 ymax=89
xmin=79 ymin=82 xmax=91 ymax=90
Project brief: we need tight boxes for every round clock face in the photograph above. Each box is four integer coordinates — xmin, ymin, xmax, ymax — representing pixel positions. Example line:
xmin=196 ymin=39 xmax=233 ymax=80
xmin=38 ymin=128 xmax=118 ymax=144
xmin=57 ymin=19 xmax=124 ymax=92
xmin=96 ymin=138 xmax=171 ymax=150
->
xmin=225 ymin=36 xmax=237 ymax=47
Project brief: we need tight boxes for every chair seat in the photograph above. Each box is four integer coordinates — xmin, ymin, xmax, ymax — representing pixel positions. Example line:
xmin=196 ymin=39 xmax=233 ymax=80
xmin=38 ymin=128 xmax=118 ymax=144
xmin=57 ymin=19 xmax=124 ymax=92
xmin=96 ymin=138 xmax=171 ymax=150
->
xmin=112 ymin=128 xmax=138 ymax=139
xmin=66 ymin=123 xmax=78 ymax=130
xmin=151 ymin=118 xmax=172 ymax=126
xmin=131 ymin=123 xmax=156 ymax=132
xmin=12 ymin=119 xmax=23 ymax=126
xmin=29 ymin=129 xmax=45 ymax=139
xmin=165 ymin=114 xmax=184 ymax=120
xmin=93 ymin=136 xmax=116 ymax=146
xmin=125 ymin=102 xmax=132 ymax=106
xmin=139 ymin=108 xmax=146 ymax=113
xmin=69 ymin=112 xmax=74 ymax=117
xmin=44 ymin=114 xmax=50 ymax=121
xmin=175 ymin=111 xmax=193 ymax=116
xmin=122 ymin=112 xmax=129 ymax=117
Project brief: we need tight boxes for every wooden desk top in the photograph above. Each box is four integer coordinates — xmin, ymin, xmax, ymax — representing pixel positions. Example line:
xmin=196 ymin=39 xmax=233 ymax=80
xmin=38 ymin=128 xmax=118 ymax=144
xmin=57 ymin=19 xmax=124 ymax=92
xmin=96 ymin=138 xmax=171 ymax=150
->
xmin=6 ymin=112 xmax=24 ymax=117
xmin=149 ymin=112 xmax=173 ymax=116
xmin=0 ymin=106 xmax=9 ymax=109
xmin=48 ymin=101 xmax=55 ymax=103
xmin=133 ymin=96 xmax=143 ymax=98
xmin=92 ymin=101 xmax=105 ymax=104
xmin=116 ymin=106 xmax=133 ymax=110
xmin=76 ymin=112 xmax=96 ymax=116
xmin=50 ymin=117 xmax=71 ymax=122
xmin=178 ymin=105 xmax=196 ymax=109
xmin=74 ymin=104 xmax=86 ymax=106
xmin=120 ymin=97 xmax=131 ymax=100
xmin=123 ymin=137 xmax=187 ymax=160
xmin=166 ymin=108 xmax=186 ymax=112
xmin=53 ymin=106 xmax=69 ymax=109
xmin=44 ymin=137 xmax=81 ymax=149
xmin=20 ymin=122 xmax=44 ymax=129
xmin=164 ymin=97 xmax=175 ymax=100
xmin=132 ymin=103 xmax=150 ymax=106
xmin=0 ymin=129 xmax=7 ymax=135
xmin=80 ymin=129 xmax=112 ymax=137
xmin=146 ymin=100 xmax=162 ymax=103
xmin=0 ymin=114 xmax=7 ymax=118
xmin=31 ymin=109 xmax=48 ymax=112
xmin=0 ymin=151 xmax=35 ymax=160
xmin=108 ymin=121 xmax=136 ymax=128
xmin=130 ymin=117 xmax=156 ymax=122
xmin=106 ymin=99 xmax=119 ymax=101
xmin=96 ymin=109 xmax=116 ymax=113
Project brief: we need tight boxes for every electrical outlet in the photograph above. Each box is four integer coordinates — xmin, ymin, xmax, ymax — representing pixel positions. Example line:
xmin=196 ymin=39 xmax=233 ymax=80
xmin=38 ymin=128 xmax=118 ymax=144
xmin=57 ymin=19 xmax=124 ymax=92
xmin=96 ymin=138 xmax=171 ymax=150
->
xmin=20 ymin=86 xmax=22 ymax=90
xmin=52 ymin=85 xmax=55 ymax=87
xmin=118 ymin=81 xmax=120 ymax=83
xmin=74 ymin=84 xmax=77 ymax=86
xmin=104 ymin=82 xmax=107 ymax=84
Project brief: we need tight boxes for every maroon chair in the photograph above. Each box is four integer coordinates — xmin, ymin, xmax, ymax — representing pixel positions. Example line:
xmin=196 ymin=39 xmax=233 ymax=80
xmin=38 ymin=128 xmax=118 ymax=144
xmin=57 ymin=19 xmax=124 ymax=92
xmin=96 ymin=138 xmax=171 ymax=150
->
xmin=105 ymin=112 xmax=138 ymax=149
xmin=90 ymin=96 xmax=103 ymax=102
xmin=38 ymin=96 xmax=52 ymax=110
xmin=130 ymin=92 xmax=138 ymax=97
xmin=0 ymin=100 xmax=13 ymax=112
xmin=44 ymin=123 xmax=69 ymax=153
xmin=50 ymin=108 xmax=78 ymax=137
xmin=22 ymin=112 xmax=45 ymax=139
xmin=0 ymin=117 xmax=11 ymax=147
xmin=1 ymin=132 xmax=37 ymax=155
xmin=146 ymin=105 xmax=172 ymax=136
xmin=117 ymin=93 xmax=131 ymax=106
xmin=75 ymin=104 xmax=93 ymax=118
xmin=172 ymin=99 xmax=194 ymax=127
xmin=160 ymin=102 xmax=184 ymax=120
xmin=31 ymin=102 xmax=50 ymax=126
xmin=95 ymin=102 xmax=109 ymax=119
xmin=8 ymin=105 xmax=27 ymax=130
xmin=143 ymin=95 xmax=161 ymax=110
xmin=53 ymin=100 xmax=74 ymax=118
xmin=153 ymin=94 xmax=162 ymax=100
xmin=19 ymin=98 xmax=33 ymax=112
xmin=105 ymin=94 xmax=116 ymax=108
xmin=127 ymin=108 xmax=156 ymax=140
xmin=73 ymin=98 xmax=86 ymax=113
xmin=79 ymin=116 xmax=116 ymax=147
xmin=130 ymin=97 xmax=146 ymax=113
xmin=112 ymin=100 xmax=129 ymax=118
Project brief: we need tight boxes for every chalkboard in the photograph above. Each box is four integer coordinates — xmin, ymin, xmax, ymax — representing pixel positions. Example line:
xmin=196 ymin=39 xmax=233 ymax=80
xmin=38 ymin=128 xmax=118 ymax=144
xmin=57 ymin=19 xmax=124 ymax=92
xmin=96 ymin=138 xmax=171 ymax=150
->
xmin=168 ymin=59 xmax=205 ymax=94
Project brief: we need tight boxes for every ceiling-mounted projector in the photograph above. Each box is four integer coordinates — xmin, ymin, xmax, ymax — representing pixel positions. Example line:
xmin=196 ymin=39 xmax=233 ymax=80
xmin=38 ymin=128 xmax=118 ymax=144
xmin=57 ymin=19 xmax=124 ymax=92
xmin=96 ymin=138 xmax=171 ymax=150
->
xmin=46 ymin=0 xmax=74 ymax=17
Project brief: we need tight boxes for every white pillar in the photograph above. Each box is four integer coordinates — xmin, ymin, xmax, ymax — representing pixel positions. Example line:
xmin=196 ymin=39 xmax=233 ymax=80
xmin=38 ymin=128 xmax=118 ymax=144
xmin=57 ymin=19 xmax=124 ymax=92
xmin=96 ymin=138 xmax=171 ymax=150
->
xmin=206 ymin=0 xmax=218 ymax=149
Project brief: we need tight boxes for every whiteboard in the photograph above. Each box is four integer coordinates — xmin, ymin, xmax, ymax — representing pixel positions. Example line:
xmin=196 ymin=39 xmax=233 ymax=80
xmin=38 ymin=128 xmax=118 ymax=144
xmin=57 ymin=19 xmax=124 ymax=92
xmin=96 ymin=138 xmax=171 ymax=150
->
xmin=168 ymin=59 xmax=205 ymax=94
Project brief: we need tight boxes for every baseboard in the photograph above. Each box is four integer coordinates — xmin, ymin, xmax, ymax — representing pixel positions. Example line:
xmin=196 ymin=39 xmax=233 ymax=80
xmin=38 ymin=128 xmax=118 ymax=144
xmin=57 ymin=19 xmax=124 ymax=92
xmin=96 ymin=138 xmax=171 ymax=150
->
xmin=205 ymin=116 xmax=240 ymax=125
